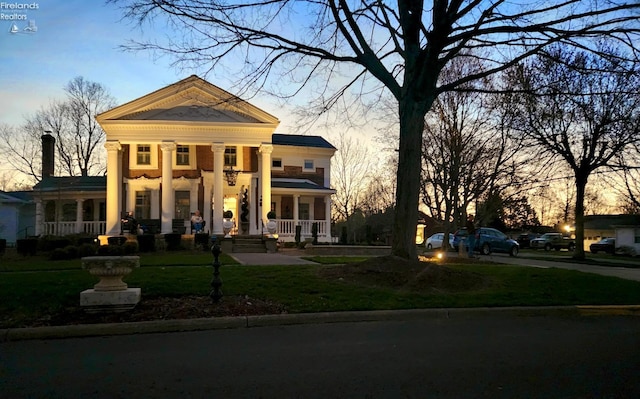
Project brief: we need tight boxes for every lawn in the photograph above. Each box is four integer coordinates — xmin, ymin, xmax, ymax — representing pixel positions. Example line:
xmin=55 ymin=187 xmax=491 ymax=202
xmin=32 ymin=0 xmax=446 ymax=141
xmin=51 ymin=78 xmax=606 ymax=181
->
xmin=2 ymin=251 xmax=640 ymax=329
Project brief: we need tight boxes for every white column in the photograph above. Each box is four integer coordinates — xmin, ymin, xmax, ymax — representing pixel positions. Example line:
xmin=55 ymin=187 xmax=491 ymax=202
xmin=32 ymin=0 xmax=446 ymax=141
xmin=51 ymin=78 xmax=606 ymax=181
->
xmin=259 ymin=144 xmax=273 ymax=225
xmin=325 ymin=195 xmax=332 ymax=239
xmin=212 ymin=143 xmax=225 ymax=234
xmin=75 ymin=199 xmax=84 ymax=234
xmin=293 ymin=194 xmax=300 ymax=227
xmin=105 ymin=141 xmax=122 ymax=235
xmin=203 ymin=178 xmax=212 ymax=233
xmin=160 ymin=141 xmax=176 ymax=233
xmin=34 ymin=199 xmax=43 ymax=236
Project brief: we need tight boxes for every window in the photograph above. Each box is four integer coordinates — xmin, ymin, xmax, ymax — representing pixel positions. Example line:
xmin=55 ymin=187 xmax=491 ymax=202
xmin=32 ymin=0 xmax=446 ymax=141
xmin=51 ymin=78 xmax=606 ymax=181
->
xmin=175 ymin=191 xmax=190 ymax=220
xmin=304 ymin=159 xmax=314 ymax=170
xmin=135 ymin=191 xmax=151 ymax=219
xmin=272 ymin=158 xmax=282 ymax=168
xmin=224 ymin=146 xmax=237 ymax=167
xmin=137 ymin=144 xmax=151 ymax=165
xmin=176 ymin=145 xmax=190 ymax=166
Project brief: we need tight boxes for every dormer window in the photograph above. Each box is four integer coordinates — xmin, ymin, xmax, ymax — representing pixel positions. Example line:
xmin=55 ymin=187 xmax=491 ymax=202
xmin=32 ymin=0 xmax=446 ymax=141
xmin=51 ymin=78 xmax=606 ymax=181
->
xmin=304 ymin=159 xmax=314 ymax=171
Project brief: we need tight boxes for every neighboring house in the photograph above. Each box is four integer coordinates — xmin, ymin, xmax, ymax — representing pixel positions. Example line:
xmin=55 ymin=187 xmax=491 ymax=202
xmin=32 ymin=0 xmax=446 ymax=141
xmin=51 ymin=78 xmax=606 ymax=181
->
xmin=95 ymin=75 xmax=336 ymax=242
xmin=0 ymin=190 xmax=35 ymax=246
xmin=584 ymin=214 xmax=640 ymax=252
xmin=32 ymin=176 xmax=107 ymax=237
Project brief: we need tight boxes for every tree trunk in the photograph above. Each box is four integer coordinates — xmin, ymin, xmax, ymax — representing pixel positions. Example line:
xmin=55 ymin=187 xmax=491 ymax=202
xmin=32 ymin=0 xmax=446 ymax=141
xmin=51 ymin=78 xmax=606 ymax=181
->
xmin=573 ymin=172 xmax=588 ymax=260
xmin=392 ymin=99 xmax=428 ymax=259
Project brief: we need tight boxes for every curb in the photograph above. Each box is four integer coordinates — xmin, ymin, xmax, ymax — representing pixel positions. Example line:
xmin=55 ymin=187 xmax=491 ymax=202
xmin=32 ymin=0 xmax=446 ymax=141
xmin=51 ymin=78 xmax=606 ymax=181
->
xmin=2 ymin=305 xmax=638 ymax=342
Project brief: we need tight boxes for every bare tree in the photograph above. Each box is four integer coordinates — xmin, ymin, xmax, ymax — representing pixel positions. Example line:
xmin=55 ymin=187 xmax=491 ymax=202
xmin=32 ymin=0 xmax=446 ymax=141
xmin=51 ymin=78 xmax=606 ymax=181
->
xmin=507 ymin=46 xmax=640 ymax=259
xmin=0 ymin=77 xmax=115 ymax=184
xmin=114 ymin=0 xmax=640 ymax=259
xmin=331 ymin=131 xmax=374 ymax=230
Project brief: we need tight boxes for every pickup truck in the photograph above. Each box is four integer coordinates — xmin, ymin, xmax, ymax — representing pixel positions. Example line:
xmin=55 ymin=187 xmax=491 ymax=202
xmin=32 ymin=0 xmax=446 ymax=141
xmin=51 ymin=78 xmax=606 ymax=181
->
xmin=530 ymin=233 xmax=576 ymax=251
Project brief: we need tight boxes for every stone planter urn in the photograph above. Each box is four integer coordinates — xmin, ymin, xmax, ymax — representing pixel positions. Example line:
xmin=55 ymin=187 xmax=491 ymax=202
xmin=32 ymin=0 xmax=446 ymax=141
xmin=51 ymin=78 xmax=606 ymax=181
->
xmin=80 ymin=255 xmax=141 ymax=313
xmin=266 ymin=211 xmax=277 ymax=237
xmin=222 ymin=211 xmax=234 ymax=238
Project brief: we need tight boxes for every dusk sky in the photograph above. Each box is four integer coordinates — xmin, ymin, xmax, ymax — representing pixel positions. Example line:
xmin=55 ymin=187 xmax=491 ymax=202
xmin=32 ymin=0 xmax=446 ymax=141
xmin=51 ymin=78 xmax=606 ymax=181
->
xmin=0 ymin=0 xmax=298 ymax=128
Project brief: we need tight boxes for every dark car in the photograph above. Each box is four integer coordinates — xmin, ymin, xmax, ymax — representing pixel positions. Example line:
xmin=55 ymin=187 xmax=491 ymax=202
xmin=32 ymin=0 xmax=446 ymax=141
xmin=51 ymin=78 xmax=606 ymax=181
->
xmin=453 ymin=227 xmax=519 ymax=257
xmin=590 ymin=238 xmax=616 ymax=254
xmin=517 ymin=233 xmax=539 ymax=249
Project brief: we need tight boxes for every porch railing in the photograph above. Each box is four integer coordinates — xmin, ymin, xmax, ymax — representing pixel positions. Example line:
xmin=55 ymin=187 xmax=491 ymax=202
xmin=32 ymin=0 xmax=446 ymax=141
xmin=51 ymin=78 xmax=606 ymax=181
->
xmin=276 ymin=219 xmax=328 ymax=238
xmin=43 ymin=221 xmax=106 ymax=236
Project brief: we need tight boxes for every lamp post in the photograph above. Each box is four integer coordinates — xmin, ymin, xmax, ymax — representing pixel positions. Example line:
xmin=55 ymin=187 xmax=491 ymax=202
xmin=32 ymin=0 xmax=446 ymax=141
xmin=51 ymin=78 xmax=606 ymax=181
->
xmin=210 ymin=239 xmax=223 ymax=302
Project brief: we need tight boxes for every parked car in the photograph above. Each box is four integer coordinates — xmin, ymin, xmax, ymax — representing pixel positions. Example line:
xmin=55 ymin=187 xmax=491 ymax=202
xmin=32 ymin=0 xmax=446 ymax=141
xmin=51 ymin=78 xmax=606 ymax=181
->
xmin=517 ymin=233 xmax=539 ymax=249
xmin=590 ymin=238 xmax=616 ymax=254
xmin=425 ymin=233 xmax=454 ymax=250
xmin=530 ymin=233 xmax=576 ymax=251
xmin=453 ymin=227 xmax=519 ymax=256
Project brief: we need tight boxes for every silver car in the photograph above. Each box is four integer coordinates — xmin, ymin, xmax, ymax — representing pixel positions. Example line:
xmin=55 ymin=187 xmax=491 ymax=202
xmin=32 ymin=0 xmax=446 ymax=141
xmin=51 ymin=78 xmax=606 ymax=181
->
xmin=425 ymin=233 xmax=454 ymax=249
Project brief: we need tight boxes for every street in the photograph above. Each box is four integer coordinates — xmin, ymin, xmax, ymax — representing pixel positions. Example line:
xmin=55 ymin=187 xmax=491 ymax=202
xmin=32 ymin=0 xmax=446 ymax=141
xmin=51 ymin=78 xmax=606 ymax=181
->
xmin=2 ymin=313 xmax=639 ymax=398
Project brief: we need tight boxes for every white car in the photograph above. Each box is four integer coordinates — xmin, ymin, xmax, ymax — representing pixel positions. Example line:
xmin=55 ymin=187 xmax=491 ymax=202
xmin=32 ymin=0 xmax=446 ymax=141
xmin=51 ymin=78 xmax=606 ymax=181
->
xmin=425 ymin=233 xmax=454 ymax=249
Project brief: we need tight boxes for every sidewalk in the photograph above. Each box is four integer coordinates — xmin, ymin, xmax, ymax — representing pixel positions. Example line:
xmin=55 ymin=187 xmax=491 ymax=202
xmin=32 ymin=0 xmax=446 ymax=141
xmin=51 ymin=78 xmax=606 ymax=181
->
xmin=229 ymin=249 xmax=316 ymax=265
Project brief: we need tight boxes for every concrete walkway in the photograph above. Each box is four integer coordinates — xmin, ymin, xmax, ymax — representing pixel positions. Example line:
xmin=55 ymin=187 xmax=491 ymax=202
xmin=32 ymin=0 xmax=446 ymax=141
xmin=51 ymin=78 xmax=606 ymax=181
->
xmin=229 ymin=250 xmax=317 ymax=265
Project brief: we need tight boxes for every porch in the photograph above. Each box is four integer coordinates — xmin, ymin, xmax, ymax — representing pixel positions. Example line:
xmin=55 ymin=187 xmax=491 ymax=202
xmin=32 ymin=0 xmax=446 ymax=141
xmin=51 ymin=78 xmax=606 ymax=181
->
xmin=42 ymin=221 xmax=107 ymax=236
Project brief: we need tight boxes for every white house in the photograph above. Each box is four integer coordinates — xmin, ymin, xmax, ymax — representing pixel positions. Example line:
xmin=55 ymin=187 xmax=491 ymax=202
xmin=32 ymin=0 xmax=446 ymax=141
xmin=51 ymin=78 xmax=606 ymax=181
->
xmin=0 ymin=191 xmax=35 ymax=246
xmin=96 ymin=75 xmax=336 ymax=242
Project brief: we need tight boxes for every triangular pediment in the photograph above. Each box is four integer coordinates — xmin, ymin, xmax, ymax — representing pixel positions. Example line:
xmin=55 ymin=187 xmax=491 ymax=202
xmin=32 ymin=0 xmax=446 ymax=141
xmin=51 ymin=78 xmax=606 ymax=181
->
xmin=97 ymin=75 xmax=280 ymax=125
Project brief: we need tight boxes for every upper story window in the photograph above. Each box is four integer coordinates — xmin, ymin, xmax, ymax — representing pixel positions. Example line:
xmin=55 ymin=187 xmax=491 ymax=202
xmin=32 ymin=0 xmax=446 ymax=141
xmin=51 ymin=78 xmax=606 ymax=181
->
xmin=224 ymin=146 xmax=237 ymax=167
xmin=137 ymin=145 xmax=151 ymax=165
xmin=176 ymin=145 xmax=190 ymax=166
xmin=130 ymin=143 xmax=158 ymax=169
xmin=272 ymin=158 xmax=282 ymax=169
xmin=304 ymin=159 xmax=314 ymax=171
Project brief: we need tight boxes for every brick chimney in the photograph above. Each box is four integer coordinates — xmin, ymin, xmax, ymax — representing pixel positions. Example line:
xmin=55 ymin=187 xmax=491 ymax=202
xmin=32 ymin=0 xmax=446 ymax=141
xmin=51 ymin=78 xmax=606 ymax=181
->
xmin=41 ymin=132 xmax=55 ymax=178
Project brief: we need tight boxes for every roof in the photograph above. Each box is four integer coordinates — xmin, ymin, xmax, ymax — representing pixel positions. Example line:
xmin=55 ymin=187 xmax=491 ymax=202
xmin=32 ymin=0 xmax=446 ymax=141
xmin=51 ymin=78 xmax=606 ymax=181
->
xmin=271 ymin=178 xmax=333 ymax=191
xmin=584 ymin=214 xmax=640 ymax=230
xmin=272 ymin=134 xmax=336 ymax=150
xmin=0 ymin=190 xmax=32 ymax=203
xmin=33 ymin=176 xmax=107 ymax=192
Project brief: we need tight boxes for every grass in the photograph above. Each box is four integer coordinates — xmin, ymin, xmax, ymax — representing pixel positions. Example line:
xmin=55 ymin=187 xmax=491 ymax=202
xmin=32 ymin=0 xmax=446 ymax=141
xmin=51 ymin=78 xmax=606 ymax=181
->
xmin=2 ymin=251 xmax=640 ymax=328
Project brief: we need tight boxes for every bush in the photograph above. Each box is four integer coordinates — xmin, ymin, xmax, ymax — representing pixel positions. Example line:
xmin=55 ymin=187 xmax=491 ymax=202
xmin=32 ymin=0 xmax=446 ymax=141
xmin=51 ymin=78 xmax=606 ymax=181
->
xmin=16 ymin=238 xmax=38 ymax=256
xmin=0 ymin=238 xmax=6 ymax=256
xmin=77 ymin=243 xmax=97 ymax=257
xmin=50 ymin=248 xmax=68 ymax=260
xmin=107 ymin=236 xmax=128 ymax=246
xmin=64 ymin=245 xmax=78 ymax=259
xmin=38 ymin=236 xmax=72 ymax=252
xmin=136 ymin=234 xmax=156 ymax=252
xmin=195 ymin=233 xmax=210 ymax=251
xmin=123 ymin=241 xmax=139 ymax=255
xmin=97 ymin=244 xmax=124 ymax=256
xmin=164 ymin=233 xmax=182 ymax=251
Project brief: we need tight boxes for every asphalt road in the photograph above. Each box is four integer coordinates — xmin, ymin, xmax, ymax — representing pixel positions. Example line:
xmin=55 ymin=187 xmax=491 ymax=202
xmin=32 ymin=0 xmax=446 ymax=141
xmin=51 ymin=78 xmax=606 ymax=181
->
xmin=2 ymin=313 xmax=640 ymax=398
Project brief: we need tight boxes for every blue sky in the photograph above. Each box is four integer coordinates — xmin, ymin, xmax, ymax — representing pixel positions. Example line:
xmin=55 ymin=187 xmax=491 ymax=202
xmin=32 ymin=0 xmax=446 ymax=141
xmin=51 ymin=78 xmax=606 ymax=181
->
xmin=0 ymin=0 xmax=293 ymax=127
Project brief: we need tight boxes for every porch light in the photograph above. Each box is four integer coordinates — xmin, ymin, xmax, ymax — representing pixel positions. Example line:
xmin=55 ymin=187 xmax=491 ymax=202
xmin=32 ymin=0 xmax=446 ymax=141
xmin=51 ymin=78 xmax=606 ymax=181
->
xmin=224 ymin=166 xmax=239 ymax=186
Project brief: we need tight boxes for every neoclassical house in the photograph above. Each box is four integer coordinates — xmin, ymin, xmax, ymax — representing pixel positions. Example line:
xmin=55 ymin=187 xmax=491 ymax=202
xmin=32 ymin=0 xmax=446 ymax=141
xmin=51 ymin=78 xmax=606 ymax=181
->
xmin=96 ymin=75 xmax=336 ymax=241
